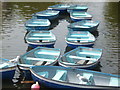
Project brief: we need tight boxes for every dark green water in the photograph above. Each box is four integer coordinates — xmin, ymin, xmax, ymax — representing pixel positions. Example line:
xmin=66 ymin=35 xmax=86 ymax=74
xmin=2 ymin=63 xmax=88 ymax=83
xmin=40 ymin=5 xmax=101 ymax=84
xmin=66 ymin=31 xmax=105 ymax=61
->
xmin=1 ymin=1 xmax=119 ymax=89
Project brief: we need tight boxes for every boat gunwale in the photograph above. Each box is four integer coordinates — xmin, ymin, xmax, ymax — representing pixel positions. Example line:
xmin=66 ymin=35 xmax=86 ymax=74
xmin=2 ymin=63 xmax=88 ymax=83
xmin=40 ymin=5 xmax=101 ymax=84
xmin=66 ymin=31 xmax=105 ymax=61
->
xmin=65 ymin=40 xmax=95 ymax=46
xmin=34 ymin=10 xmax=60 ymax=17
xmin=70 ymin=15 xmax=92 ymax=20
xmin=68 ymin=20 xmax=100 ymax=29
xmin=48 ymin=4 xmax=71 ymax=10
xmin=25 ymin=19 xmax=51 ymax=27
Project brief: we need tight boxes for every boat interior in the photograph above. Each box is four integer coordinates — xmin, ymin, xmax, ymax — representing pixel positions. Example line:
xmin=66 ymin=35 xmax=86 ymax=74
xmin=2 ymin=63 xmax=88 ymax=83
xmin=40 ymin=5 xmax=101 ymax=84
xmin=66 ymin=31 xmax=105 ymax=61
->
xmin=26 ymin=31 xmax=55 ymax=43
xmin=19 ymin=48 xmax=60 ymax=66
xmin=61 ymin=47 xmax=102 ymax=65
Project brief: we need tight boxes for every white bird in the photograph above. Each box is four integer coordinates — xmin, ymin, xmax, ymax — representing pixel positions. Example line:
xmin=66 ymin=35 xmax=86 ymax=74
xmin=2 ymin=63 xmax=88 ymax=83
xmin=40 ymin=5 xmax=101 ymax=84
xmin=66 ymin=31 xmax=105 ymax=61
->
xmin=77 ymin=74 xmax=89 ymax=82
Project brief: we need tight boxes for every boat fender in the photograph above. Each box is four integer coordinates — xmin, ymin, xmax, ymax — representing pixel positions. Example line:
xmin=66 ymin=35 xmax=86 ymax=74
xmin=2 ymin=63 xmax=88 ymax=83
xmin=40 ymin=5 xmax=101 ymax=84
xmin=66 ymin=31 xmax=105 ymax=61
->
xmin=31 ymin=82 xmax=40 ymax=90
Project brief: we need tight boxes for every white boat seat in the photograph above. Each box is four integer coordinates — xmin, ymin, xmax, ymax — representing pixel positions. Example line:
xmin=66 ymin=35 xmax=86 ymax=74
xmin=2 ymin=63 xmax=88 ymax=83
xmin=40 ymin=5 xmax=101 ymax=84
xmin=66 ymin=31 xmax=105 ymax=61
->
xmin=109 ymin=77 xmax=119 ymax=86
xmin=52 ymin=70 xmax=67 ymax=81
xmin=69 ymin=55 xmax=97 ymax=62
xmin=25 ymin=57 xmax=55 ymax=62
xmin=76 ymin=60 xmax=89 ymax=65
xmin=37 ymin=71 xmax=48 ymax=78
xmin=34 ymin=61 xmax=46 ymax=66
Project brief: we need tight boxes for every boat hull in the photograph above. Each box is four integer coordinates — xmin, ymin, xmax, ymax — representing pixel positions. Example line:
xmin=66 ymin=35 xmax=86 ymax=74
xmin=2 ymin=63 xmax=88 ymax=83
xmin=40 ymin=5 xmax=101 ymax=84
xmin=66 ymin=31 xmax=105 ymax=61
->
xmin=48 ymin=7 xmax=68 ymax=12
xmin=28 ymin=43 xmax=55 ymax=48
xmin=36 ymin=14 xmax=59 ymax=20
xmin=25 ymin=26 xmax=50 ymax=31
xmin=71 ymin=18 xmax=92 ymax=22
xmin=68 ymin=26 xmax=98 ymax=32
xmin=58 ymin=60 xmax=99 ymax=70
xmin=66 ymin=42 xmax=94 ymax=48
xmin=48 ymin=4 xmax=71 ymax=13
xmin=0 ymin=67 xmax=16 ymax=80
xmin=67 ymin=9 xmax=87 ymax=13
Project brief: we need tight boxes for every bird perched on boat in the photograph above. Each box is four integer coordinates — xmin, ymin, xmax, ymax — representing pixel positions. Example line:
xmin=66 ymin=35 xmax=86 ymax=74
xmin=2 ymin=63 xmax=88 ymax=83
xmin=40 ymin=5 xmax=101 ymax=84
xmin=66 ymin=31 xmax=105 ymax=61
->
xmin=77 ymin=74 xmax=89 ymax=83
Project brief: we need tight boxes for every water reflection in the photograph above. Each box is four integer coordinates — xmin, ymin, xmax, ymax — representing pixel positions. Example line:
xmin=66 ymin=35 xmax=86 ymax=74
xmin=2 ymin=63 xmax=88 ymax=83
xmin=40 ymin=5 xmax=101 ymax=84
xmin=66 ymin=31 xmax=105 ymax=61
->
xmin=90 ymin=30 xmax=99 ymax=38
xmin=64 ymin=46 xmax=74 ymax=53
xmin=49 ymin=19 xmax=59 ymax=30
xmin=97 ymin=2 xmax=119 ymax=74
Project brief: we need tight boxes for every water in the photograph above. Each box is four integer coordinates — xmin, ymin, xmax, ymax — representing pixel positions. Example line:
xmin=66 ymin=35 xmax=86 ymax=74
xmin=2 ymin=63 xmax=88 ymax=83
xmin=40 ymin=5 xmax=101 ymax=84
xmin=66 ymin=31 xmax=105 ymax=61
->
xmin=1 ymin=1 xmax=119 ymax=89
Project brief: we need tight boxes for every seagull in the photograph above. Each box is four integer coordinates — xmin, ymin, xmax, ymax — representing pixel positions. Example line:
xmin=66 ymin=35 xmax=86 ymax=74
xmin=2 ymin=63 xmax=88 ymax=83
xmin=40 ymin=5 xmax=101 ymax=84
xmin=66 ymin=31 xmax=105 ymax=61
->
xmin=77 ymin=74 xmax=89 ymax=82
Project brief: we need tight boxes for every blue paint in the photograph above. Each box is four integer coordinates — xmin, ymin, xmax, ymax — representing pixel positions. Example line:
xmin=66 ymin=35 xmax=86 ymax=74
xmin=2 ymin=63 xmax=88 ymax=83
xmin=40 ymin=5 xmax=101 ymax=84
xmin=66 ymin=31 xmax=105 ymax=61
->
xmin=28 ymin=43 xmax=54 ymax=48
xmin=71 ymin=18 xmax=92 ymax=22
xmin=25 ymin=26 xmax=50 ymax=31
xmin=1 ymin=69 xmax=15 ymax=80
xmin=67 ymin=43 xmax=94 ymax=48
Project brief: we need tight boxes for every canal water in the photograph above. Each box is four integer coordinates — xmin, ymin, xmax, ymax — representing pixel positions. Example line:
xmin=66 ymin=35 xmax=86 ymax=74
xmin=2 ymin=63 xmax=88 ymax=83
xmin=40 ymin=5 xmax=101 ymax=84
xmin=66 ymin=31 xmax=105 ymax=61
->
xmin=1 ymin=1 xmax=119 ymax=89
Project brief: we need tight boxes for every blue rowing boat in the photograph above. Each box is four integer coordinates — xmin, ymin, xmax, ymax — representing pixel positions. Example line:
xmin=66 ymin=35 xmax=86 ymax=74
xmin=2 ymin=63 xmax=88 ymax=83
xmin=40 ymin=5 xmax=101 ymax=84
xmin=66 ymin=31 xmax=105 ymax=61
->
xmin=25 ymin=31 xmax=56 ymax=48
xmin=70 ymin=11 xmax=92 ymax=22
xmin=65 ymin=31 xmax=95 ymax=47
xmin=48 ymin=4 xmax=71 ymax=12
xmin=25 ymin=18 xmax=51 ymax=31
xmin=33 ymin=10 xmax=60 ymax=20
xmin=68 ymin=20 xmax=100 ymax=32
xmin=59 ymin=47 xmax=102 ymax=69
xmin=0 ymin=56 xmax=19 ymax=80
xmin=18 ymin=47 xmax=61 ymax=79
xmin=30 ymin=66 xmax=120 ymax=89
xmin=67 ymin=5 xmax=88 ymax=13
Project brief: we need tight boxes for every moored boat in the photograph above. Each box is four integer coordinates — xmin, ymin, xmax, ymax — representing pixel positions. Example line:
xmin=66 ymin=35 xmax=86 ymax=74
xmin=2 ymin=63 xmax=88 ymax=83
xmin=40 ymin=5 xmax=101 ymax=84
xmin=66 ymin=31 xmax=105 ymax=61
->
xmin=67 ymin=5 xmax=88 ymax=13
xmin=0 ymin=56 xmax=19 ymax=80
xmin=25 ymin=31 xmax=56 ymax=48
xmin=18 ymin=47 xmax=61 ymax=79
xmin=30 ymin=66 xmax=120 ymax=90
xmin=25 ymin=18 xmax=51 ymax=31
xmin=68 ymin=20 xmax=100 ymax=32
xmin=48 ymin=4 xmax=71 ymax=12
xmin=59 ymin=47 xmax=102 ymax=69
xmin=33 ymin=10 xmax=60 ymax=20
xmin=65 ymin=31 xmax=95 ymax=47
xmin=70 ymin=11 xmax=92 ymax=22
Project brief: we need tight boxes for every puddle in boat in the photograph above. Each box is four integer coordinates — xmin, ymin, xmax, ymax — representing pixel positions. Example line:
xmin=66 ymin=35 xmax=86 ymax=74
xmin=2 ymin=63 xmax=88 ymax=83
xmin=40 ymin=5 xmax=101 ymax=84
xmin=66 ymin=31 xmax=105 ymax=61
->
xmin=1 ymin=1 xmax=119 ymax=89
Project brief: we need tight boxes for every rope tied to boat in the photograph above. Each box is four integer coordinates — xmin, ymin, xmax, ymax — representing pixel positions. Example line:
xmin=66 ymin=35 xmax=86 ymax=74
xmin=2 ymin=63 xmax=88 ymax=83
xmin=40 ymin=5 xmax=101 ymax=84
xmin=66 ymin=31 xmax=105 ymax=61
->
xmin=9 ymin=56 xmax=20 ymax=63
